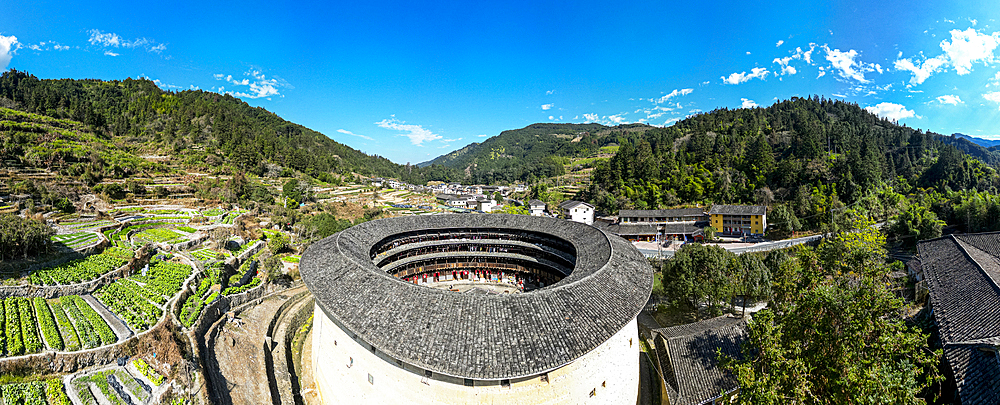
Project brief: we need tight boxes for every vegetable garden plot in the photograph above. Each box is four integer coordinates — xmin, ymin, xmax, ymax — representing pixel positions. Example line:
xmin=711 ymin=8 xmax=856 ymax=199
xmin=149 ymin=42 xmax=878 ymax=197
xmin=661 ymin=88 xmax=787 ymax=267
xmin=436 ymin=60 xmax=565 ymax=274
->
xmin=50 ymin=232 xmax=99 ymax=249
xmin=29 ymin=247 xmax=133 ymax=285
xmin=62 ymin=296 xmax=115 ymax=346
xmin=48 ymin=300 xmax=80 ymax=351
xmin=131 ymin=358 xmax=164 ymax=386
xmin=95 ymin=261 xmax=192 ymax=331
xmin=188 ymin=248 xmax=222 ymax=261
xmin=1 ymin=381 xmax=47 ymax=405
xmin=133 ymin=228 xmax=186 ymax=244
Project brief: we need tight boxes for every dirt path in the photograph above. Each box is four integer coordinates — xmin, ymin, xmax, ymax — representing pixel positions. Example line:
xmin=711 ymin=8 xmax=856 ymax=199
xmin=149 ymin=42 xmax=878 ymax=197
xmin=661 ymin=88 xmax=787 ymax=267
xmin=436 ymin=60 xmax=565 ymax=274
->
xmin=207 ymin=285 xmax=308 ymax=405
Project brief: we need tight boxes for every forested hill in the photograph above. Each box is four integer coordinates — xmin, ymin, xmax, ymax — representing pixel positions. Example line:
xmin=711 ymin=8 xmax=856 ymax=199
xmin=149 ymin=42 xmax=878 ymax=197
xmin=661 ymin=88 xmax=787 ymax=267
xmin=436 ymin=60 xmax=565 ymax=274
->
xmin=586 ymin=96 xmax=1000 ymax=221
xmin=0 ymin=69 xmax=456 ymax=183
xmin=419 ymin=122 xmax=655 ymax=184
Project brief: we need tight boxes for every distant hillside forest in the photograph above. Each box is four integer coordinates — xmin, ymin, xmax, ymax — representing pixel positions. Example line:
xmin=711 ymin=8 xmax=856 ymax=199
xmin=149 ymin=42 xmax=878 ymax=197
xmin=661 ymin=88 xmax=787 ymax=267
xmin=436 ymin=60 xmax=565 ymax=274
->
xmin=420 ymin=122 xmax=655 ymax=184
xmin=585 ymin=96 xmax=1000 ymax=230
xmin=0 ymin=69 xmax=461 ymax=184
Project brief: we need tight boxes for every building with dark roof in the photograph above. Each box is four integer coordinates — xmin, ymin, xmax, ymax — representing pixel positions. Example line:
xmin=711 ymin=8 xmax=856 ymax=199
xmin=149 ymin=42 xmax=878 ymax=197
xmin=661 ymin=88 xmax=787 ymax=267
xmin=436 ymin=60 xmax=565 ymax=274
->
xmin=301 ymin=214 xmax=653 ymax=404
xmin=644 ymin=316 xmax=745 ymax=405
xmin=618 ymin=208 xmax=707 ymax=224
xmin=707 ymin=205 xmax=767 ymax=237
xmin=918 ymin=233 xmax=1000 ymax=404
xmin=528 ymin=199 xmax=546 ymax=216
xmin=559 ymin=200 xmax=595 ymax=225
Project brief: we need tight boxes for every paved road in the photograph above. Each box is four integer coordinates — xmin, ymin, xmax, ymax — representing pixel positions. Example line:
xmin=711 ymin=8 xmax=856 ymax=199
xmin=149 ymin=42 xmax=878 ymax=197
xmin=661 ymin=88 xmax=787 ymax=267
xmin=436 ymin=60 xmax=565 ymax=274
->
xmin=636 ymin=234 xmax=825 ymax=259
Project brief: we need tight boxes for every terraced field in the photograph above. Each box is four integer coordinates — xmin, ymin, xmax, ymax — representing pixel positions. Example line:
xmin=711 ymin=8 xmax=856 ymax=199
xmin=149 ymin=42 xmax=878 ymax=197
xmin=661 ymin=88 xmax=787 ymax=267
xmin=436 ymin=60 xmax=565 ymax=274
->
xmin=189 ymin=248 xmax=224 ymax=262
xmin=0 ymin=295 xmax=114 ymax=357
xmin=0 ymin=379 xmax=71 ymax=405
xmin=133 ymin=228 xmax=186 ymax=244
xmin=94 ymin=261 xmax=192 ymax=331
xmin=71 ymin=366 xmax=158 ymax=405
xmin=50 ymin=232 xmax=100 ymax=249
xmin=29 ymin=247 xmax=133 ymax=285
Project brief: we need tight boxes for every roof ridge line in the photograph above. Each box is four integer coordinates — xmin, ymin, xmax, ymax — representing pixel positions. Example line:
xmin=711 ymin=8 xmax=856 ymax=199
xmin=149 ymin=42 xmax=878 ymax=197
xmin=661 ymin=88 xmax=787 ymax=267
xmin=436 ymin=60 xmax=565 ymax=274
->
xmin=951 ymin=237 xmax=1000 ymax=296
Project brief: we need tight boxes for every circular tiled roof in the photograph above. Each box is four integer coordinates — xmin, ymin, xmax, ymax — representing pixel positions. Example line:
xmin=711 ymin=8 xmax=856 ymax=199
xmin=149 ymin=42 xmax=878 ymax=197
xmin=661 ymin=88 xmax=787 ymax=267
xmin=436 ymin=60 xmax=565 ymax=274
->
xmin=300 ymin=214 xmax=652 ymax=380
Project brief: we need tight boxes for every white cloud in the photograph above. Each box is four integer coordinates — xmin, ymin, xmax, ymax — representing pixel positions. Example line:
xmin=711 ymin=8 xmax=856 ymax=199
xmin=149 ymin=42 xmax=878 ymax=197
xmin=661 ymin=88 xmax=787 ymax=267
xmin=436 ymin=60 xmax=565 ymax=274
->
xmin=654 ymin=88 xmax=693 ymax=103
xmin=894 ymin=56 xmax=948 ymax=85
xmin=375 ymin=117 xmax=442 ymax=146
xmin=984 ymin=91 xmax=1000 ymax=109
xmin=442 ymin=138 xmax=462 ymax=142
xmin=88 ymin=30 xmax=122 ymax=47
xmin=824 ymin=46 xmax=876 ymax=82
xmin=104 ymin=51 xmax=119 ymax=57
xmin=545 ymin=89 xmax=555 ymax=95
xmin=541 ymin=104 xmax=554 ymax=110
xmin=477 ymin=134 xmax=490 ymax=137
xmin=989 ymin=72 xmax=1000 ymax=87
xmin=583 ymin=113 xmax=599 ymax=122
xmin=337 ymin=129 xmax=374 ymax=141
xmin=936 ymin=94 xmax=963 ymax=105
xmin=746 ymin=51 xmax=751 ymax=55
xmin=0 ymin=34 xmax=18 ymax=70
xmin=939 ymin=28 xmax=999 ymax=75
xmin=776 ymin=40 xmax=784 ymax=47
xmin=548 ymin=115 xmax=555 ymax=120
xmin=87 ymin=29 xmax=165 ymax=53
xmin=740 ymin=98 xmax=758 ymax=109
xmin=817 ymin=66 xmax=826 ymax=78
xmin=722 ymin=67 xmax=769 ymax=84
xmin=28 ymin=44 xmax=40 ymax=51
xmin=607 ymin=114 xmax=628 ymax=124
xmin=212 ymin=69 xmax=285 ymax=99
xmin=864 ymin=102 xmax=917 ymax=120
xmin=54 ymin=44 xmax=69 ymax=51
xmin=895 ymin=28 xmax=1000 ymax=85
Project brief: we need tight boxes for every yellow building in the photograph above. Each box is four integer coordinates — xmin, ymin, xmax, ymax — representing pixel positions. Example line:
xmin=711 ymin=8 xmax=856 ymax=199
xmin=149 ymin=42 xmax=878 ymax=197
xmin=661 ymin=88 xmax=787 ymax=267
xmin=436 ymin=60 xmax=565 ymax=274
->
xmin=708 ymin=205 xmax=767 ymax=236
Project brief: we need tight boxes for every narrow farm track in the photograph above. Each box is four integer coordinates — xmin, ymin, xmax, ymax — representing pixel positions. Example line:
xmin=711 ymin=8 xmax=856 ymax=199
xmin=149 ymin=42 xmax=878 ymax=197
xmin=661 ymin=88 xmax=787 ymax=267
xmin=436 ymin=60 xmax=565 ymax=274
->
xmin=80 ymin=294 xmax=133 ymax=341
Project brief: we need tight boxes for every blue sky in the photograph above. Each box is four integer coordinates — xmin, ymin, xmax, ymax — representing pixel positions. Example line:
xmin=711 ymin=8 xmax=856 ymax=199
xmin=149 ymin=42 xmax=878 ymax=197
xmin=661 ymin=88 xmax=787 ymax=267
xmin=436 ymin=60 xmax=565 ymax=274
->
xmin=1 ymin=1 xmax=999 ymax=164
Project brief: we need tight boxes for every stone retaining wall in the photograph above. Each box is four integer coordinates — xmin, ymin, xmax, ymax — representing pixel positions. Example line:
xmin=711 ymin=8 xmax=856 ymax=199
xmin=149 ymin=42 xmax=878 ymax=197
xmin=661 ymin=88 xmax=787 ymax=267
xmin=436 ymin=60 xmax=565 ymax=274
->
xmin=0 ymin=305 xmax=172 ymax=374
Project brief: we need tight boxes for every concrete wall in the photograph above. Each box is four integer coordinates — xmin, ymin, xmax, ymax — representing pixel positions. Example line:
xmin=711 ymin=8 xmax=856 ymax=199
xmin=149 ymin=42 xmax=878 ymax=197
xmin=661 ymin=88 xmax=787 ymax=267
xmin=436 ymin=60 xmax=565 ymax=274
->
xmin=312 ymin=305 xmax=639 ymax=405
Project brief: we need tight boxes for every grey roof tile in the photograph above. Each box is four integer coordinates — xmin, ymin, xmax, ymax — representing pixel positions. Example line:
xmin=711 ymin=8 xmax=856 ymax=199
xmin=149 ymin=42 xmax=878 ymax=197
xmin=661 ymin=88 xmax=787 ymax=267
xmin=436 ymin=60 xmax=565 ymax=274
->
xmin=300 ymin=214 xmax=652 ymax=380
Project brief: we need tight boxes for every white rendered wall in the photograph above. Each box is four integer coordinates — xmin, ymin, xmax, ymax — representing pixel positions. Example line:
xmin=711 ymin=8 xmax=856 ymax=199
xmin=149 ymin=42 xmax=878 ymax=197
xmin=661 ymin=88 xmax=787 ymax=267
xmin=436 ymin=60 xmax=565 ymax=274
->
xmin=312 ymin=303 xmax=639 ymax=405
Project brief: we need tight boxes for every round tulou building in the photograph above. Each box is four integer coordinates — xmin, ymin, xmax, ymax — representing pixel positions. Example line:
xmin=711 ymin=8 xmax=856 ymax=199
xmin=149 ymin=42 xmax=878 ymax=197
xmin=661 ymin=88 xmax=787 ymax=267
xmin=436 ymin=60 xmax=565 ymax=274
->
xmin=300 ymin=214 xmax=653 ymax=404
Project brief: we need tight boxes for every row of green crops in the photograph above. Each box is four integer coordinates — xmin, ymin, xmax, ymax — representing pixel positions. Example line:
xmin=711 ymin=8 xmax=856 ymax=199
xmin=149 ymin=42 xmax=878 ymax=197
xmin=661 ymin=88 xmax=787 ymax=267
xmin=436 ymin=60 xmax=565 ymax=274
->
xmin=62 ymin=296 xmax=116 ymax=346
xmin=179 ymin=263 xmax=222 ymax=328
xmin=50 ymin=232 xmax=99 ymax=249
xmin=132 ymin=358 xmax=164 ymax=385
xmin=222 ymin=277 xmax=261 ymax=296
xmin=95 ymin=261 xmax=192 ymax=331
xmin=133 ymin=228 xmax=186 ymax=244
xmin=29 ymin=247 xmax=133 ymax=285
xmin=188 ymin=248 xmax=223 ymax=261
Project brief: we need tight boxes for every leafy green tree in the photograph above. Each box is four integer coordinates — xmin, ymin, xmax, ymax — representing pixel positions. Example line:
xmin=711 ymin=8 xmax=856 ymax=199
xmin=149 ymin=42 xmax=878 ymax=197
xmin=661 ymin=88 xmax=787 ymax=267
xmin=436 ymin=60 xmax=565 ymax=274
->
xmin=660 ymin=243 xmax=732 ymax=312
xmin=267 ymin=233 xmax=289 ymax=254
xmin=721 ymin=224 xmax=941 ymax=404
xmin=0 ymin=214 xmax=53 ymax=260
xmin=888 ymin=203 xmax=944 ymax=247
xmin=767 ymin=204 xmax=801 ymax=239
xmin=282 ymin=179 xmax=303 ymax=203
xmin=492 ymin=204 xmax=530 ymax=215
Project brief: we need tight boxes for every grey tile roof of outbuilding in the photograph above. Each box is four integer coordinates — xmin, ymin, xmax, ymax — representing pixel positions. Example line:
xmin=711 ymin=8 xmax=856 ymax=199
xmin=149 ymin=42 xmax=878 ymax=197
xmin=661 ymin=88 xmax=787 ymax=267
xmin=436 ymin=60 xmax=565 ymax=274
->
xmin=654 ymin=316 xmax=746 ymax=405
xmin=528 ymin=199 xmax=545 ymax=207
xmin=300 ymin=214 xmax=652 ymax=380
xmin=619 ymin=208 xmax=706 ymax=218
xmin=918 ymin=233 xmax=1000 ymax=404
xmin=558 ymin=200 xmax=593 ymax=210
xmin=706 ymin=205 xmax=766 ymax=216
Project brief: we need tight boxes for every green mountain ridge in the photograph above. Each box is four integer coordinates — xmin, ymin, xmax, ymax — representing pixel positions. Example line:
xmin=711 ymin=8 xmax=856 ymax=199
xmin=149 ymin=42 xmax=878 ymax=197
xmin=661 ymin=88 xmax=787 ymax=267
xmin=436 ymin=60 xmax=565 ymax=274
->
xmin=419 ymin=122 xmax=656 ymax=184
xmin=0 ymin=69 xmax=435 ymax=183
